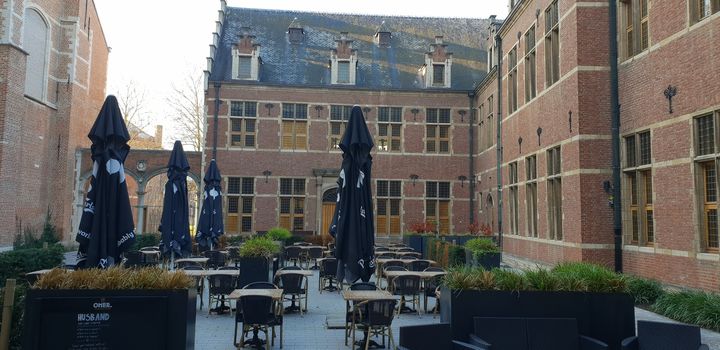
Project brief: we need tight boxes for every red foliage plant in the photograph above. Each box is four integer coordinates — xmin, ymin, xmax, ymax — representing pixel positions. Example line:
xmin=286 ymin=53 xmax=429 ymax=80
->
xmin=409 ymin=222 xmax=434 ymax=234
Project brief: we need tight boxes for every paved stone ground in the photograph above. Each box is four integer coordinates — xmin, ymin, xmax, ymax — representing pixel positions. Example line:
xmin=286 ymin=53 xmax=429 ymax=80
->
xmin=193 ymin=270 xmax=440 ymax=350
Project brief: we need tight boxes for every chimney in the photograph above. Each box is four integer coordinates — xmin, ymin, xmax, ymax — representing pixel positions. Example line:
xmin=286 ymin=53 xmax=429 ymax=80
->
xmin=435 ymin=36 xmax=444 ymax=45
xmin=155 ymin=125 xmax=163 ymax=143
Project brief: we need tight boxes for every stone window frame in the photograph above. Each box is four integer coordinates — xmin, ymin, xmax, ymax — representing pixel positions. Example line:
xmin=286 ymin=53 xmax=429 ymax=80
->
xmin=281 ymin=103 xmax=308 ymax=150
xmin=526 ymin=154 xmax=539 ymax=237
xmin=279 ymin=178 xmax=306 ymax=231
xmin=524 ymin=25 xmax=537 ymax=102
xmin=508 ymin=161 xmax=519 ymax=235
xmin=508 ymin=46 xmax=519 ymax=114
xmin=329 ymin=105 xmax=352 ymax=150
xmin=546 ymin=145 xmax=563 ymax=240
xmin=694 ymin=111 xmax=720 ymax=253
xmin=426 ymin=181 xmax=451 ymax=234
xmin=623 ymin=130 xmax=654 ymax=246
xmin=228 ymin=101 xmax=257 ymax=148
xmin=377 ymin=106 xmax=403 ymax=152
xmin=226 ymin=177 xmax=254 ymax=233
xmin=621 ymin=0 xmax=650 ymax=60
xmin=425 ymin=108 xmax=452 ymax=154
xmin=544 ymin=0 xmax=560 ymax=87
xmin=23 ymin=7 xmax=51 ymax=102
xmin=376 ymin=180 xmax=402 ymax=236
xmin=690 ymin=0 xmax=720 ymax=25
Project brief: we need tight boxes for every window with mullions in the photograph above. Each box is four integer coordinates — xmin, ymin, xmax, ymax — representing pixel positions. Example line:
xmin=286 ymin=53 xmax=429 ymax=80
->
xmin=694 ymin=112 xmax=720 ymax=252
xmin=623 ymin=0 xmax=649 ymax=59
xmin=624 ymin=131 xmax=654 ymax=245
xmin=525 ymin=25 xmax=537 ymax=102
xmin=692 ymin=0 xmax=719 ymax=24
xmin=376 ymin=180 xmax=402 ymax=236
xmin=508 ymin=162 xmax=519 ymax=235
xmin=229 ymin=101 xmax=257 ymax=147
xmin=545 ymin=0 xmax=560 ymax=87
xmin=281 ymin=103 xmax=308 ymax=150
xmin=433 ymin=64 xmax=445 ymax=86
xmin=426 ymin=108 xmax=451 ymax=153
xmin=377 ymin=107 xmax=402 ymax=152
xmin=238 ymin=56 xmax=252 ymax=79
xmin=547 ymin=146 xmax=563 ymax=240
xmin=338 ymin=61 xmax=351 ymax=83
xmin=226 ymin=177 xmax=254 ymax=233
xmin=526 ymin=155 xmax=538 ymax=237
xmin=426 ymin=181 xmax=451 ymax=234
xmin=508 ymin=47 xmax=518 ymax=113
xmin=330 ymin=105 xmax=352 ymax=149
xmin=279 ymin=178 xmax=305 ymax=231
xmin=486 ymin=96 xmax=494 ymax=149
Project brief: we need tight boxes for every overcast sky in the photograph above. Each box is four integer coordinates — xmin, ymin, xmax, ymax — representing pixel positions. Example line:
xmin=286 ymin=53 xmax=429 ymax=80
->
xmin=94 ymin=0 xmax=509 ymax=148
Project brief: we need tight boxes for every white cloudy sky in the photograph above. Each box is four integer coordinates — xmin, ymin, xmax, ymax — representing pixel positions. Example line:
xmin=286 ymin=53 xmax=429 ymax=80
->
xmin=94 ymin=0 xmax=509 ymax=148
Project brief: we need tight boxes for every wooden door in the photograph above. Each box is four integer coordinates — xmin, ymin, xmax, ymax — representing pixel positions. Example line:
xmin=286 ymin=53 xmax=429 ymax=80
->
xmin=321 ymin=203 xmax=335 ymax=237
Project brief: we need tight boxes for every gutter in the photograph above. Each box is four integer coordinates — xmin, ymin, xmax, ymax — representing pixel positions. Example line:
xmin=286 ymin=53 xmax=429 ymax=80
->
xmin=495 ymin=33 xmax=504 ymax=249
xmin=212 ymin=83 xmax=221 ymax=160
xmin=609 ymin=0 xmax=623 ymax=272
xmin=468 ymin=90 xmax=476 ymax=224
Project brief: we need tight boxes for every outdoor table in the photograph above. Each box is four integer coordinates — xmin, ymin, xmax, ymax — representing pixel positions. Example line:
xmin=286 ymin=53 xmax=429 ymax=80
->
xmin=341 ymin=290 xmax=393 ymax=346
xmin=174 ymin=257 xmax=209 ymax=265
xmin=228 ymin=288 xmax=284 ymax=347
xmin=180 ymin=269 xmax=239 ymax=277
xmin=274 ymin=269 xmax=312 ymax=313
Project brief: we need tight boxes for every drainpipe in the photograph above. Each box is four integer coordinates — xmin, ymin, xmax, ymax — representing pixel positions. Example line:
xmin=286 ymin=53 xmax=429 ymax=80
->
xmin=469 ymin=91 xmax=476 ymax=225
xmin=609 ymin=0 xmax=623 ymax=272
xmin=495 ymin=33 xmax=504 ymax=249
xmin=212 ymin=82 xmax=221 ymax=160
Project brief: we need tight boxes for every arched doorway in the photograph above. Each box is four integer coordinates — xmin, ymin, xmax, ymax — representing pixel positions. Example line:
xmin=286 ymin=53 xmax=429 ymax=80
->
xmin=320 ymin=188 xmax=337 ymax=237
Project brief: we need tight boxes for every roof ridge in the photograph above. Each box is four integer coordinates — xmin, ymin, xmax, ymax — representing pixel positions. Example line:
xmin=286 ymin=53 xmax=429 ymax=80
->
xmin=226 ymin=6 xmax=489 ymax=21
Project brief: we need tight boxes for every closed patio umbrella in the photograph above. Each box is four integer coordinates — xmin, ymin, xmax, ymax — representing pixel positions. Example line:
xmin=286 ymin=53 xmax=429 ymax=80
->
xmin=75 ymin=95 xmax=136 ymax=269
xmin=159 ymin=140 xmax=192 ymax=264
xmin=196 ymin=159 xmax=224 ymax=250
xmin=332 ymin=106 xmax=376 ymax=283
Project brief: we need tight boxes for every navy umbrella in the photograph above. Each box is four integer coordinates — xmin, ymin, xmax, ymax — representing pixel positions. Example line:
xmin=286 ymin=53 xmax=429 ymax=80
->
xmin=332 ymin=106 xmax=376 ymax=283
xmin=159 ymin=141 xmax=192 ymax=261
xmin=75 ymin=95 xmax=136 ymax=269
xmin=196 ymin=159 xmax=224 ymax=250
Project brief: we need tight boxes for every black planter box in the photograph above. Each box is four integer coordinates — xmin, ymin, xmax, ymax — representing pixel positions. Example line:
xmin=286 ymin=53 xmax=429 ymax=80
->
xmin=464 ymin=250 xmax=502 ymax=269
xmin=23 ymin=288 xmax=196 ymax=350
xmin=238 ymin=256 xmax=270 ymax=288
xmin=404 ymin=235 xmax=426 ymax=257
xmin=439 ymin=287 xmax=634 ymax=350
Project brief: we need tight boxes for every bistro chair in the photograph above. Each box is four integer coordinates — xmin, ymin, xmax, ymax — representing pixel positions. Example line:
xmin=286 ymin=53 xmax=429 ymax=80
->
xmin=204 ymin=250 xmax=227 ymax=269
xmin=139 ymin=246 xmax=159 ymax=252
xmin=380 ymin=261 xmax=405 ymax=289
xmin=237 ymin=295 xmax=282 ymax=350
xmin=143 ymin=252 xmax=160 ymax=267
xmin=274 ymin=267 xmax=308 ymax=316
xmin=399 ymin=255 xmax=418 ymax=261
xmin=401 ymin=251 xmax=422 ymax=259
xmin=351 ymin=299 xmax=399 ymax=350
xmin=123 ymin=250 xmax=144 ymax=268
xmin=208 ymin=271 xmax=237 ymax=315
xmin=423 ymin=267 xmax=445 ymax=314
xmin=396 ymin=247 xmax=415 ymax=252
xmin=382 ymin=265 xmax=407 ymax=290
xmin=176 ymin=260 xmax=202 ymax=269
xmin=622 ymin=320 xmax=709 ymax=350
xmin=377 ymin=253 xmax=396 ymax=259
xmin=182 ymin=265 xmax=206 ymax=310
xmin=284 ymin=246 xmax=303 ymax=267
xmin=234 ymin=282 xmax=282 ymax=349
xmin=306 ymin=246 xmax=324 ymax=269
xmin=408 ymin=259 xmax=431 ymax=272
xmin=327 ymin=242 xmax=336 ymax=251
xmin=392 ymin=274 xmax=422 ymax=316
xmin=227 ymin=247 xmax=241 ymax=267
xmin=319 ymin=258 xmax=339 ymax=293
xmin=345 ymin=282 xmax=380 ymax=343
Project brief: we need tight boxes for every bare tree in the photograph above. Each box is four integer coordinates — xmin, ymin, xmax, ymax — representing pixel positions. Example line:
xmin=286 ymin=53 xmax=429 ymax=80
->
xmin=116 ymin=80 xmax=151 ymax=136
xmin=167 ymin=71 xmax=205 ymax=151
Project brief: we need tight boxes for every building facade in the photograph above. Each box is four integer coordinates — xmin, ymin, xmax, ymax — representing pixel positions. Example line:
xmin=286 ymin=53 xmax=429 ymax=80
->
xmin=204 ymin=3 xmax=490 ymax=240
xmin=0 ymin=0 xmax=109 ymax=246
xmin=476 ymin=0 xmax=720 ymax=290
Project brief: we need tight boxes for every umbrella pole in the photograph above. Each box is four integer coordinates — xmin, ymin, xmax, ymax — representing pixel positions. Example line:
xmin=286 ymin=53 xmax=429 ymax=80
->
xmin=171 ymin=251 xmax=175 ymax=271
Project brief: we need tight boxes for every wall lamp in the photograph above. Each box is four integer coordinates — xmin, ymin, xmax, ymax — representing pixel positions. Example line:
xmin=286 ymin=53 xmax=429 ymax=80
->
xmin=409 ymin=174 xmax=419 ymax=186
xmin=458 ymin=175 xmax=467 ymax=188
xmin=262 ymin=170 xmax=272 ymax=183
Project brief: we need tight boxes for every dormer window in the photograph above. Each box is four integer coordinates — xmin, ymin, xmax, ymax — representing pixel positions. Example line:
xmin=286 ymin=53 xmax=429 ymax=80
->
xmin=231 ymin=27 xmax=261 ymax=81
xmin=331 ymin=32 xmax=357 ymax=85
xmin=432 ymin=64 xmax=445 ymax=85
xmin=288 ymin=17 xmax=304 ymax=44
xmin=423 ymin=36 xmax=452 ymax=88
xmin=374 ymin=21 xmax=391 ymax=47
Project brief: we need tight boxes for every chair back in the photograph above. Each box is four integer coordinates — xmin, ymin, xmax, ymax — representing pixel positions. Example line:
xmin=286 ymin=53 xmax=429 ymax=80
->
xmin=277 ymin=273 xmax=305 ymax=294
xmin=349 ymin=282 xmax=378 ymax=291
xmin=384 ymin=266 xmax=407 ymax=272
xmin=208 ymin=274 xmax=237 ymax=294
xmin=320 ymin=258 xmax=338 ymax=277
xmin=393 ymin=275 xmax=421 ymax=295
xmin=307 ymin=247 xmax=324 ymax=259
xmin=227 ymin=247 xmax=240 ymax=260
xmin=402 ymin=252 xmax=422 ymax=258
xmin=181 ymin=265 xmax=203 ymax=271
xmin=408 ymin=260 xmax=431 ymax=271
xmin=365 ymin=299 xmax=398 ymax=327
xmin=280 ymin=266 xmax=302 ymax=271
xmin=244 ymin=282 xmax=277 ymax=289
xmin=383 ymin=260 xmax=405 ymax=268
xmin=400 ymin=256 xmax=418 ymax=261
xmin=284 ymin=246 xmax=303 ymax=259
xmin=204 ymin=250 xmax=227 ymax=268
xmin=525 ymin=318 xmax=580 ymax=350
xmin=473 ymin=317 xmax=528 ymax=350
xmin=636 ymin=320 xmax=703 ymax=350
xmin=218 ymin=266 xmax=240 ymax=271
xmin=139 ymin=247 xmax=158 ymax=252
xmin=377 ymin=253 xmax=396 ymax=259
xmin=123 ymin=251 xmax=144 ymax=268
xmin=375 ymin=247 xmax=390 ymax=252
xmin=239 ymin=295 xmax=274 ymax=325
xmin=396 ymin=247 xmax=414 ymax=252
xmin=176 ymin=260 xmax=201 ymax=269
xmin=423 ymin=266 xmax=444 ymax=272
xmin=143 ymin=252 xmax=160 ymax=265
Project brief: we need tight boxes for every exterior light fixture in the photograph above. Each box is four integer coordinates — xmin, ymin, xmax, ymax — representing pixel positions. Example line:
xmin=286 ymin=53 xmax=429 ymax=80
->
xmin=409 ymin=174 xmax=419 ymax=186
xmin=262 ymin=170 xmax=272 ymax=183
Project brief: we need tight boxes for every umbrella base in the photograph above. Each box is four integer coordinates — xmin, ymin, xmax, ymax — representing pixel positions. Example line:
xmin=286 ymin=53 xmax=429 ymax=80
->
xmin=284 ymin=299 xmax=304 ymax=314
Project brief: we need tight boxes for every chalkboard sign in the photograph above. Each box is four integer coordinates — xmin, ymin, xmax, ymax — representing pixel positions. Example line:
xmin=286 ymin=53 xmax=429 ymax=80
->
xmin=24 ymin=289 xmax=196 ymax=350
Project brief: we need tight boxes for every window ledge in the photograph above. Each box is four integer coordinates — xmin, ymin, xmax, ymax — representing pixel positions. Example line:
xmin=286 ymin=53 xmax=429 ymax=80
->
xmin=697 ymin=252 xmax=719 ymax=261
xmin=24 ymin=94 xmax=57 ymax=110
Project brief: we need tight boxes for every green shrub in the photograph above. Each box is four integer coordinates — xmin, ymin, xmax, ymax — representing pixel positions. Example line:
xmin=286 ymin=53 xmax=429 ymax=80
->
xmin=465 ymin=238 xmax=499 ymax=259
xmin=448 ymin=245 xmax=466 ymax=267
xmin=626 ymin=277 xmax=664 ymax=305
xmin=285 ymin=235 xmax=304 ymax=245
xmin=551 ymin=262 xmax=627 ymax=293
xmin=443 ymin=266 xmax=494 ymax=291
xmin=239 ymin=237 xmax=280 ymax=258
xmin=0 ymin=283 xmax=26 ymax=349
xmin=653 ymin=291 xmax=720 ymax=331
xmin=524 ymin=268 xmax=563 ymax=291
xmin=14 ymin=212 xmax=60 ymax=250
xmin=493 ymin=268 xmax=528 ymax=292
xmin=132 ymin=233 xmax=160 ymax=250
xmin=265 ymin=227 xmax=292 ymax=241
xmin=0 ymin=245 xmax=65 ymax=286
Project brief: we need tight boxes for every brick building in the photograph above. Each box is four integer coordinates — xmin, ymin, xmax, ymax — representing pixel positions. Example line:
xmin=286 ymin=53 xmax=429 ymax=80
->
xmin=204 ymin=3 xmax=490 ymax=240
xmin=475 ymin=0 xmax=719 ymax=290
xmin=0 ymin=0 xmax=109 ymax=246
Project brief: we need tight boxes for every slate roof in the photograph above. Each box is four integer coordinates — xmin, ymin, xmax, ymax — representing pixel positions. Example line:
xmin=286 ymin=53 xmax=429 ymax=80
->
xmin=210 ymin=7 xmax=490 ymax=91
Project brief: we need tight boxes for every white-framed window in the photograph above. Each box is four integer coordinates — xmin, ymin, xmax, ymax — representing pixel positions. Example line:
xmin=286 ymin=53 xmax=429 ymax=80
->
xmin=23 ymin=8 xmax=49 ymax=101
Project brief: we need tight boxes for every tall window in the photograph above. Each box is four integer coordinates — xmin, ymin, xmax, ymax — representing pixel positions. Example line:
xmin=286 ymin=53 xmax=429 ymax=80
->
xmin=281 ymin=103 xmax=308 ymax=150
xmin=624 ymin=0 xmax=650 ymax=58
xmin=695 ymin=112 xmax=720 ymax=252
xmin=330 ymin=105 xmax=352 ymax=149
xmin=478 ymin=103 xmax=486 ymax=152
xmin=545 ymin=0 xmax=560 ymax=87
xmin=337 ymin=61 xmax=350 ymax=83
xmin=226 ymin=177 xmax=254 ymax=233
xmin=229 ymin=101 xmax=257 ymax=147
xmin=508 ymin=162 xmax=519 ymax=235
xmin=433 ymin=64 xmax=445 ymax=86
xmin=23 ymin=9 xmax=49 ymax=100
xmin=508 ymin=47 xmax=518 ymax=113
xmin=426 ymin=108 xmax=451 ymax=153
xmin=486 ymin=96 xmax=494 ymax=149
xmin=526 ymin=155 xmax=538 ymax=237
xmin=692 ymin=0 xmax=719 ymax=23
xmin=547 ymin=146 xmax=563 ymax=240
xmin=238 ymin=56 xmax=252 ymax=79
xmin=377 ymin=180 xmax=402 ymax=236
xmin=377 ymin=107 xmax=402 ymax=152
xmin=524 ymin=25 xmax=537 ymax=102
xmin=624 ymin=131 xmax=654 ymax=245
xmin=426 ymin=181 xmax=451 ymax=234
xmin=279 ymin=178 xmax=305 ymax=231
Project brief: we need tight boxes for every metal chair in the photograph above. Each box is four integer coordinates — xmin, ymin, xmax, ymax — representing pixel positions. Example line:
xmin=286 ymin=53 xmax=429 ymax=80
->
xmin=274 ymin=267 xmax=308 ymax=316
xmin=208 ymin=271 xmax=237 ymax=315
xmin=377 ymin=253 xmax=396 ymax=259
xmin=176 ymin=260 xmax=202 ymax=269
xmin=204 ymin=250 xmax=227 ymax=269
xmin=284 ymin=246 xmax=303 ymax=267
xmin=423 ymin=267 xmax=445 ymax=314
xmin=352 ymin=299 xmax=398 ymax=350
xmin=392 ymin=274 xmax=422 ymax=316
xmin=396 ymin=247 xmax=415 ymax=252
xmin=345 ymin=282 xmax=380 ymax=344
xmin=182 ymin=265 xmax=205 ymax=310
xmin=234 ymin=283 xmax=282 ymax=349
xmin=383 ymin=265 xmax=407 ymax=290
xmin=227 ymin=247 xmax=241 ymax=267
xmin=306 ymin=247 xmax=324 ymax=269
xmin=237 ymin=295 xmax=283 ymax=350
xmin=123 ymin=251 xmax=144 ymax=268
xmin=401 ymin=251 xmax=422 ymax=259
xmin=622 ymin=320 xmax=709 ymax=350
xmin=399 ymin=255 xmax=418 ymax=261
xmin=408 ymin=259 xmax=431 ymax=272
xmin=319 ymin=258 xmax=339 ymax=292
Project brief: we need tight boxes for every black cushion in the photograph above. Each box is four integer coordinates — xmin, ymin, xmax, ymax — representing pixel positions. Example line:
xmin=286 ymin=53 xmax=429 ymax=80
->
xmin=526 ymin=317 xmax=580 ymax=350
xmin=473 ymin=317 xmax=528 ymax=350
xmin=399 ymin=323 xmax=453 ymax=350
xmin=636 ymin=320 xmax=702 ymax=350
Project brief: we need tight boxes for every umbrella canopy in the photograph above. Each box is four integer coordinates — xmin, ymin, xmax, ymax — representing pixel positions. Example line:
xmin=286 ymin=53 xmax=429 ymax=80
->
xmin=332 ymin=106 xmax=375 ymax=283
xmin=195 ymin=159 xmax=224 ymax=249
xmin=75 ymin=95 xmax=136 ymax=269
xmin=159 ymin=141 xmax=192 ymax=258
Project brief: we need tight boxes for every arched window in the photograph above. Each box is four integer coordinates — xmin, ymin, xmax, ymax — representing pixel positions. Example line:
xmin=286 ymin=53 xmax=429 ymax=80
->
xmin=23 ymin=9 xmax=49 ymax=100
